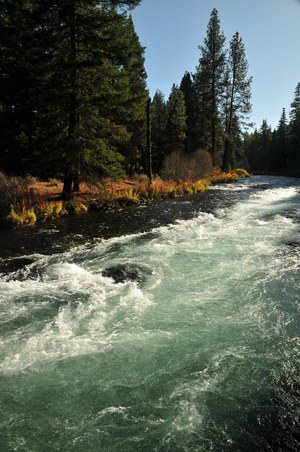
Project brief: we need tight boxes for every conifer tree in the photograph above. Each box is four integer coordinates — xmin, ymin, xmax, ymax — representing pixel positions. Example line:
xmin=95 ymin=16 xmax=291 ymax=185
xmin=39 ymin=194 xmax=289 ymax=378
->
xmin=288 ymin=82 xmax=300 ymax=170
xmin=120 ymin=16 xmax=148 ymax=176
xmin=245 ymin=128 xmax=260 ymax=173
xmin=270 ymin=108 xmax=288 ymax=172
xmin=258 ymin=119 xmax=272 ymax=172
xmin=31 ymin=1 xmax=142 ymax=197
xmin=194 ymin=8 xmax=226 ymax=165
xmin=151 ymin=90 xmax=167 ymax=173
xmin=0 ymin=0 xmax=145 ymax=188
xmin=179 ymin=72 xmax=198 ymax=153
xmin=245 ymin=121 xmax=272 ymax=174
xmin=165 ymin=84 xmax=187 ymax=153
xmin=0 ymin=0 xmax=40 ymax=173
xmin=222 ymin=32 xmax=252 ymax=170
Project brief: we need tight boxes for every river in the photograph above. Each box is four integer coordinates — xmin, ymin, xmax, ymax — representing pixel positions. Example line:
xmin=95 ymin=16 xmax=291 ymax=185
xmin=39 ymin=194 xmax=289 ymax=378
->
xmin=0 ymin=175 xmax=299 ymax=451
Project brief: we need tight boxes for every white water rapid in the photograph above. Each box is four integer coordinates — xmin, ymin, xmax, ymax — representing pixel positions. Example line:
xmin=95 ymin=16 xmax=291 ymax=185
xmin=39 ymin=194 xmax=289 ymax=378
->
xmin=0 ymin=176 xmax=299 ymax=451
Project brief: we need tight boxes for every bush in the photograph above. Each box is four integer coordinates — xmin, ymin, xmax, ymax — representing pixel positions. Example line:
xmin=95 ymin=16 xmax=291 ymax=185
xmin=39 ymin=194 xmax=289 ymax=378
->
xmin=0 ymin=172 xmax=29 ymax=207
xmin=36 ymin=201 xmax=68 ymax=221
xmin=0 ymin=172 xmax=43 ymax=217
xmin=7 ymin=206 xmax=37 ymax=227
xmin=189 ymin=149 xmax=213 ymax=179
xmin=116 ymin=188 xmax=141 ymax=204
xmin=233 ymin=168 xmax=251 ymax=178
xmin=161 ymin=149 xmax=213 ymax=181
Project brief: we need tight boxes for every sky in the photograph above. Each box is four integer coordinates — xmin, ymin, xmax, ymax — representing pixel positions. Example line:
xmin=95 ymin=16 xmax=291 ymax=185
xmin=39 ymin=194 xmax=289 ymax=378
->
xmin=131 ymin=0 xmax=300 ymax=130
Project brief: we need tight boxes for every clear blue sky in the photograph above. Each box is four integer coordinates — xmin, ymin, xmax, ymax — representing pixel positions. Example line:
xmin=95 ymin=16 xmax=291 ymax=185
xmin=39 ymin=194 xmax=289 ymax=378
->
xmin=131 ymin=0 xmax=300 ymax=130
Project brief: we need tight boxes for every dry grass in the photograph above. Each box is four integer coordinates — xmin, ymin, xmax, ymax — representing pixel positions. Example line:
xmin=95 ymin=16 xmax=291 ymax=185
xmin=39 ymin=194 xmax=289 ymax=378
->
xmin=0 ymin=168 xmax=250 ymax=227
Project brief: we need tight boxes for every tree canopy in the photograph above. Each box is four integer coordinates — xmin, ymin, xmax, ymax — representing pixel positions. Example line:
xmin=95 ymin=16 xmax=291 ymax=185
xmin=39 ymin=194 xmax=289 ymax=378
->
xmin=0 ymin=0 xmax=146 ymax=196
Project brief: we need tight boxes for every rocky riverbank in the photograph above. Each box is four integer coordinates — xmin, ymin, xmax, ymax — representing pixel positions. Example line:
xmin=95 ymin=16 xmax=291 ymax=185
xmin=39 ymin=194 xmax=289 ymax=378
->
xmin=0 ymin=169 xmax=250 ymax=229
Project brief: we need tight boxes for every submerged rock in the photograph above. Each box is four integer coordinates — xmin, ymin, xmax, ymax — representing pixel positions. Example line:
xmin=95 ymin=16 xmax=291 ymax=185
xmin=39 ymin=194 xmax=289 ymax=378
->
xmin=102 ymin=263 xmax=152 ymax=284
xmin=286 ymin=241 xmax=300 ymax=249
xmin=132 ymin=232 xmax=160 ymax=245
xmin=0 ymin=257 xmax=36 ymax=276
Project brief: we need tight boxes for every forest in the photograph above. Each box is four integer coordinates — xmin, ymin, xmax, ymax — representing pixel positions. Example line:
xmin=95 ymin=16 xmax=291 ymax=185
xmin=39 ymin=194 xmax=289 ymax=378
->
xmin=1 ymin=1 xmax=299 ymax=205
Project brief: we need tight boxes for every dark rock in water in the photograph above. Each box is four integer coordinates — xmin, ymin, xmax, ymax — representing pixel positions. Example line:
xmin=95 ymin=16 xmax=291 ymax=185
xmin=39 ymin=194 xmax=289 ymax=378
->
xmin=284 ymin=209 xmax=300 ymax=224
xmin=6 ymin=263 xmax=44 ymax=281
xmin=286 ymin=242 xmax=300 ymax=248
xmin=102 ymin=263 xmax=152 ymax=284
xmin=251 ymin=183 xmax=271 ymax=190
xmin=0 ymin=257 xmax=36 ymax=275
xmin=132 ymin=232 xmax=160 ymax=245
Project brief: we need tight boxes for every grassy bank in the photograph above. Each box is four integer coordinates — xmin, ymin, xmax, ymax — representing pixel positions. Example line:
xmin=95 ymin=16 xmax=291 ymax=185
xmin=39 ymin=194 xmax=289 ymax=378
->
xmin=0 ymin=169 xmax=250 ymax=228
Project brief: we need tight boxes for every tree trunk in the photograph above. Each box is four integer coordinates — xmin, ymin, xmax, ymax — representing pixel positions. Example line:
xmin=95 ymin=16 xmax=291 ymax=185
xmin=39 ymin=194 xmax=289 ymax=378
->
xmin=211 ymin=82 xmax=217 ymax=166
xmin=222 ymin=139 xmax=231 ymax=171
xmin=73 ymin=171 xmax=80 ymax=192
xmin=147 ymin=97 xmax=152 ymax=185
xmin=62 ymin=173 xmax=74 ymax=200
xmin=222 ymin=65 xmax=236 ymax=171
xmin=63 ymin=0 xmax=79 ymax=198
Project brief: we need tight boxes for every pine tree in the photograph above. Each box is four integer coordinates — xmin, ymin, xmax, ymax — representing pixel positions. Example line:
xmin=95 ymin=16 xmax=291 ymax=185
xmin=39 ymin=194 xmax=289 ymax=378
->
xmin=151 ymin=90 xmax=167 ymax=173
xmin=259 ymin=120 xmax=272 ymax=172
xmin=31 ymin=1 xmax=142 ymax=198
xmin=270 ymin=108 xmax=288 ymax=172
xmin=179 ymin=72 xmax=198 ymax=153
xmin=120 ymin=15 xmax=148 ymax=176
xmin=0 ymin=0 xmax=145 ymax=188
xmin=245 ymin=121 xmax=272 ymax=174
xmin=194 ymin=8 xmax=226 ymax=165
xmin=288 ymin=82 xmax=300 ymax=171
xmin=0 ymin=1 xmax=40 ymax=174
xmin=165 ymin=84 xmax=187 ymax=153
xmin=245 ymin=129 xmax=260 ymax=173
xmin=222 ymin=32 xmax=252 ymax=170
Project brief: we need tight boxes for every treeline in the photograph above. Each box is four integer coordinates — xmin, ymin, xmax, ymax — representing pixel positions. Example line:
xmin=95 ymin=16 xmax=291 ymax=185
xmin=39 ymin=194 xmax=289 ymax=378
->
xmin=5 ymin=3 xmax=296 ymax=198
xmin=0 ymin=0 xmax=147 ymax=198
xmin=150 ymin=8 xmax=252 ymax=176
xmin=0 ymin=5 xmax=252 ymax=198
xmin=244 ymin=82 xmax=300 ymax=176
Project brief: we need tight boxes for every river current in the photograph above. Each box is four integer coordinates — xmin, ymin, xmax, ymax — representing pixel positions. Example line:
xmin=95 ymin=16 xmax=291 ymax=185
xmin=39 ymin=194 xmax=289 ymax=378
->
xmin=0 ymin=176 xmax=299 ymax=451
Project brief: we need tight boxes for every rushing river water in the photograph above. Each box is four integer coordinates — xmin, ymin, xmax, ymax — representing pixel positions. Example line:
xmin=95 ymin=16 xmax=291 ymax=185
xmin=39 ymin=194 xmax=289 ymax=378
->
xmin=0 ymin=176 xmax=300 ymax=451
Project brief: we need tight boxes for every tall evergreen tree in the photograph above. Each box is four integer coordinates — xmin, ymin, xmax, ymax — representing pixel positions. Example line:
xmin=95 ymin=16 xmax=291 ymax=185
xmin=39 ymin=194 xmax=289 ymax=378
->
xmin=165 ymin=84 xmax=187 ymax=153
xmin=0 ymin=0 xmax=40 ymax=173
xmin=258 ymin=120 xmax=272 ymax=172
xmin=121 ymin=16 xmax=148 ymax=176
xmin=0 ymin=0 xmax=145 ymax=189
xmin=288 ymin=82 xmax=300 ymax=170
xmin=194 ymin=8 xmax=226 ymax=165
xmin=270 ymin=108 xmax=288 ymax=172
xmin=245 ymin=128 xmax=260 ymax=173
xmin=151 ymin=90 xmax=167 ymax=173
xmin=245 ymin=122 xmax=271 ymax=175
xmin=222 ymin=32 xmax=252 ymax=170
xmin=31 ymin=1 xmax=142 ymax=197
xmin=179 ymin=72 xmax=198 ymax=153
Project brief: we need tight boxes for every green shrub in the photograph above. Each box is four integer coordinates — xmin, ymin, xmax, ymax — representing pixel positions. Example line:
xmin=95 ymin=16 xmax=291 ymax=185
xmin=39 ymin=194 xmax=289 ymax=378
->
xmin=67 ymin=202 xmax=89 ymax=214
xmin=233 ymin=168 xmax=251 ymax=178
xmin=7 ymin=207 xmax=37 ymax=227
xmin=119 ymin=189 xmax=141 ymax=204
xmin=183 ymin=182 xmax=194 ymax=195
xmin=36 ymin=201 xmax=68 ymax=221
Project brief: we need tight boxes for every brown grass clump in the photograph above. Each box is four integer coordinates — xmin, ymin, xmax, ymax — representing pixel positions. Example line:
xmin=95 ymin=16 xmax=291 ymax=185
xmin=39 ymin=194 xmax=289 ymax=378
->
xmin=210 ymin=168 xmax=251 ymax=184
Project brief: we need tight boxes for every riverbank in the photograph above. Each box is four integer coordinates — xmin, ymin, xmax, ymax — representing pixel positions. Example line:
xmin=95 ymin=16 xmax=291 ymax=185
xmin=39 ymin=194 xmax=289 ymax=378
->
xmin=0 ymin=169 xmax=250 ymax=229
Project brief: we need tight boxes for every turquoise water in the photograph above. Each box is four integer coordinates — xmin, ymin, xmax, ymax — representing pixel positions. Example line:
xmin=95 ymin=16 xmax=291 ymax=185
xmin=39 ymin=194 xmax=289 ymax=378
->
xmin=0 ymin=176 xmax=299 ymax=451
